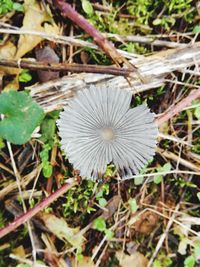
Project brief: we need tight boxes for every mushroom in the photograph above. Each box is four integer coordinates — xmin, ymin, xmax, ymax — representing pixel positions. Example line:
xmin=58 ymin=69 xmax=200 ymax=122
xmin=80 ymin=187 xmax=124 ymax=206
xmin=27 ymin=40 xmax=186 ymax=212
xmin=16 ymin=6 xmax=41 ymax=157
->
xmin=57 ymin=86 xmax=158 ymax=180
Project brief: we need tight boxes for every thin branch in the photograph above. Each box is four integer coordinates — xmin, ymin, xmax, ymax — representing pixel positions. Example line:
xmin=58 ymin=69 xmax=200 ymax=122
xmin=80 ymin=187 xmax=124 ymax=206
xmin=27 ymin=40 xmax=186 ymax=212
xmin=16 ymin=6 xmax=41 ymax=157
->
xmin=54 ymin=0 xmax=134 ymax=69
xmin=0 ymin=179 xmax=77 ymax=239
xmin=0 ymin=59 xmax=132 ymax=76
xmin=29 ymin=42 xmax=200 ymax=113
xmin=156 ymin=89 xmax=200 ymax=125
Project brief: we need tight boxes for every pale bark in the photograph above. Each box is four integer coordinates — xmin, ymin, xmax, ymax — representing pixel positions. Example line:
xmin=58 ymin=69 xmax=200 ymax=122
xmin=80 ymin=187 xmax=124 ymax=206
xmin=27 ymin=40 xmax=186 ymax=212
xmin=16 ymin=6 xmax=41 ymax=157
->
xmin=29 ymin=42 xmax=200 ymax=113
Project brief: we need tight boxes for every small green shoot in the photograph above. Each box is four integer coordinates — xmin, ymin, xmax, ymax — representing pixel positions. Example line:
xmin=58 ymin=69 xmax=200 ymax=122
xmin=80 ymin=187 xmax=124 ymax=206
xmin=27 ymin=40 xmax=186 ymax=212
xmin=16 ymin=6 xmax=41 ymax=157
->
xmin=19 ymin=70 xmax=32 ymax=83
xmin=184 ymin=255 xmax=195 ymax=267
xmin=128 ymin=198 xmax=138 ymax=212
xmin=154 ymin=163 xmax=171 ymax=184
xmin=40 ymin=144 xmax=53 ymax=178
xmin=93 ymin=217 xmax=114 ymax=240
xmin=0 ymin=0 xmax=23 ymax=14
xmin=81 ymin=0 xmax=93 ymax=16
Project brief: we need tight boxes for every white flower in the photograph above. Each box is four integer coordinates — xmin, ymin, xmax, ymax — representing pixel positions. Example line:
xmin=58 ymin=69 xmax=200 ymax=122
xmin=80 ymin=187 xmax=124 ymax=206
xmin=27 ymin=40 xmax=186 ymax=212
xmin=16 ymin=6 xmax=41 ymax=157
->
xmin=57 ymin=86 xmax=158 ymax=180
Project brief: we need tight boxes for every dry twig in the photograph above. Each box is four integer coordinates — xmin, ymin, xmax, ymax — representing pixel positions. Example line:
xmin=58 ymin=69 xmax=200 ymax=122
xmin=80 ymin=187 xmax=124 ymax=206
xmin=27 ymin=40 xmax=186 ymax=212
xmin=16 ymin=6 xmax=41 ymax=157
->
xmin=54 ymin=0 xmax=134 ymax=69
xmin=0 ymin=179 xmax=76 ymax=239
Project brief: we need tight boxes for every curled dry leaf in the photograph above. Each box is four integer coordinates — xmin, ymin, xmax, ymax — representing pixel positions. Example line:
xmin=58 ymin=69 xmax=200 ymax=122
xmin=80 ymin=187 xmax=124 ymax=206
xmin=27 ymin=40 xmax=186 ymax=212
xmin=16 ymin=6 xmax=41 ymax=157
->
xmin=116 ymin=251 xmax=148 ymax=267
xmin=129 ymin=210 xmax=159 ymax=234
xmin=35 ymin=46 xmax=60 ymax=82
xmin=15 ymin=0 xmax=60 ymax=59
xmin=0 ymin=41 xmax=19 ymax=90
xmin=39 ymin=213 xmax=85 ymax=249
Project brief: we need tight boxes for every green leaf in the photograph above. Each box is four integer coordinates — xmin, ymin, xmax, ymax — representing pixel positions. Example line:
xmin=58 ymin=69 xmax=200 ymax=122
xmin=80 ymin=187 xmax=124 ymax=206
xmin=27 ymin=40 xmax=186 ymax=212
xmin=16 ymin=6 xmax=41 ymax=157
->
xmin=19 ymin=70 xmax=32 ymax=83
xmin=13 ymin=2 xmax=23 ymax=12
xmin=81 ymin=0 xmax=93 ymax=16
xmin=194 ymin=244 xmax=200 ymax=261
xmin=0 ymin=91 xmax=44 ymax=144
xmin=134 ymin=176 xmax=144 ymax=185
xmin=40 ymin=110 xmax=60 ymax=146
xmin=154 ymin=175 xmax=163 ymax=184
xmin=159 ymin=162 xmax=172 ymax=173
xmin=197 ymin=192 xmax=200 ymax=201
xmin=98 ymin=197 xmax=107 ymax=207
xmin=152 ymin=18 xmax=162 ymax=25
xmin=0 ymin=137 xmax=5 ymax=149
xmin=104 ymin=229 xmax=114 ymax=240
xmin=193 ymin=25 xmax=200 ymax=33
xmin=184 ymin=255 xmax=195 ymax=267
xmin=154 ymin=163 xmax=172 ymax=184
xmin=194 ymin=107 xmax=200 ymax=120
xmin=153 ymin=259 xmax=162 ymax=267
xmin=128 ymin=198 xmax=138 ymax=212
xmin=93 ymin=217 xmax=106 ymax=232
xmin=40 ymin=144 xmax=53 ymax=178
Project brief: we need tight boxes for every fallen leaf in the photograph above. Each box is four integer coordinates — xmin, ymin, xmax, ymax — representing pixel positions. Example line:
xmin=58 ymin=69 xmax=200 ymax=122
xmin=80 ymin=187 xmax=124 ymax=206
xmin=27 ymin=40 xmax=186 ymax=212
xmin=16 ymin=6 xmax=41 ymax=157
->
xmin=39 ymin=213 xmax=85 ymax=249
xmin=15 ymin=0 xmax=60 ymax=59
xmin=0 ymin=41 xmax=20 ymax=90
xmin=129 ymin=210 xmax=159 ymax=234
xmin=12 ymin=245 xmax=26 ymax=258
xmin=116 ymin=251 xmax=148 ymax=267
xmin=0 ymin=41 xmax=16 ymax=61
xmin=35 ymin=46 xmax=59 ymax=82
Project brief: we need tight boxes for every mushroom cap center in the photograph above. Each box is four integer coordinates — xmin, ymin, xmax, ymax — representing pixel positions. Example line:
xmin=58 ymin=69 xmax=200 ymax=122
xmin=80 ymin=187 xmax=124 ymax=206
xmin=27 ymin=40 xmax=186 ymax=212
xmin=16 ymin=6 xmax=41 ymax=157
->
xmin=101 ymin=127 xmax=115 ymax=141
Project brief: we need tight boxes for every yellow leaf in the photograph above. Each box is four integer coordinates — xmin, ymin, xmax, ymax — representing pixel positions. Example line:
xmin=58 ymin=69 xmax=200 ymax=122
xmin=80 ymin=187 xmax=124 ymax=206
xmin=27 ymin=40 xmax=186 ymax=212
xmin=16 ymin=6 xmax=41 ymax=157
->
xmin=40 ymin=213 xmax=85 ymax=249
xmin=0 ymin=41 xmax=19 ymax=75
xmin=15 ymin=0 xmax=60 ymax=59
xmin=0 ymin=41 xmax=20 ymax=90
xmin=12 ymin=245 xmax=26 ymax=258
xmin=116 ymin=251 xmax=148 ymax=267
xmin=0 ymin=41 xmax=16 ymax=60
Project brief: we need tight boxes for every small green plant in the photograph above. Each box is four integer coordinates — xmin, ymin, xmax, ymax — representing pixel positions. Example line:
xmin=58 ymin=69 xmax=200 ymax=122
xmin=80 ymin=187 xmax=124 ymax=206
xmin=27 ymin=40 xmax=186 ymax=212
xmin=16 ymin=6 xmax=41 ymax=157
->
xmin=0 ymin=0 xmax=23 ymax=14
xmin=40 ymin=144 xmax=53 ymax=178
xmin=19 ymin=70 xmax=32 ymax=83
xmin=128 ymin=198 xmax=138 ymax=212
xmin=93 ymin=217 xmax=114 ymax=240
xmin=63 ymin=180 xmax=96 ymax=218
xmin=81 ymin=0 xmax=93 ymax=16
xmin=154 ymin=162 xmax=171 ymax=184
xmin=96 ymin=183 xmax=110 ymax=207
xmin=40 ymin=110 xmax=60 ymax=147
xmin=0 ymin=91 xmax=44 ymax=144
xmin=0 ymin=211 xmax=5 ymax=228
xmin=184 ymin=255 xmax=195 ymax=267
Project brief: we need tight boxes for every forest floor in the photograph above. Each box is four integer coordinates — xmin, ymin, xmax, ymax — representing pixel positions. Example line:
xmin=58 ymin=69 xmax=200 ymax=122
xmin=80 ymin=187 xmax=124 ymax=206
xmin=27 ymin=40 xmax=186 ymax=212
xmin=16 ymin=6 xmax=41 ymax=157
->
xmin=0 ymin=1 xmax=200 ymax=267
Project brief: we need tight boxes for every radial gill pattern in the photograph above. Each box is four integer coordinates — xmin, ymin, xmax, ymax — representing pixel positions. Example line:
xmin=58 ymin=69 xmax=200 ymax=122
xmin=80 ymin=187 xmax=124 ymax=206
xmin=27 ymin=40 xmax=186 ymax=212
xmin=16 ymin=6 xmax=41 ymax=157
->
xmin=57 ymin=86 xmax=158 ymax=180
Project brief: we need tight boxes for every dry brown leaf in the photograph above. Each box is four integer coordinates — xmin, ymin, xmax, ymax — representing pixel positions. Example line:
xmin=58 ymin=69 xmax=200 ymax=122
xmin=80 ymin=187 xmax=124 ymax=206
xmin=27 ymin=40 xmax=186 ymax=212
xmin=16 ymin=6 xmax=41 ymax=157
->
xmin=128 ymin=210 xmax=159 ymax=235
xmin=0 ymin=41 xmax=18 ymax=75
xmin=15 ymin=0 xmax=60 ymax=59
xmin=39 ymin=213 xmax=85 ymax=249
xmin=0 ymin=41 xmax=16 ymax=60
xmin=116 ymin=251 xmax=148 ymax=267
xmin=0 ymin=41 xmax=20 ymax=90
xmin=12 ymin=245 xmax=26 ymax=258
xmin=35 ymin=46 xmax=60 ymax=82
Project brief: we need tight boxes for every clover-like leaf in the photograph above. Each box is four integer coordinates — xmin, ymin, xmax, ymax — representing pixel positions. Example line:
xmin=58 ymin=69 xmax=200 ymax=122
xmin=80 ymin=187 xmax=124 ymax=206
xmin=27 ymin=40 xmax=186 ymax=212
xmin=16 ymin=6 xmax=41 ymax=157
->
xmin=0 ymin=91 xmax=44 ymax=144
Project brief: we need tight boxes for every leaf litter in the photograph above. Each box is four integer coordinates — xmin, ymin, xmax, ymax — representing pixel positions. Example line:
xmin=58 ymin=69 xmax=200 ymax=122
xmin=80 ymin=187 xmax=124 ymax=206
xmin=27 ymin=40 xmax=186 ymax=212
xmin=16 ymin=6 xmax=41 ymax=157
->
xmin=0 ymin=1 xmax=200 ymax=267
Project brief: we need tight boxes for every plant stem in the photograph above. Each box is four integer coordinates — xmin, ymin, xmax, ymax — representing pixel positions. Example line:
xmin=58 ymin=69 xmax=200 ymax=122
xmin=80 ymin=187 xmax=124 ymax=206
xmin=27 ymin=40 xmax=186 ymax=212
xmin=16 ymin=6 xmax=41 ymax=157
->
xmin=54 ymin=0 xmax=134 ymax=69
xmin=156 ymin=89 xmax=200 ymax=125
xmin=0 ymin=179 xmax=77 ymax=239
xmin=0 ymin=59 xmax=132 ymax=76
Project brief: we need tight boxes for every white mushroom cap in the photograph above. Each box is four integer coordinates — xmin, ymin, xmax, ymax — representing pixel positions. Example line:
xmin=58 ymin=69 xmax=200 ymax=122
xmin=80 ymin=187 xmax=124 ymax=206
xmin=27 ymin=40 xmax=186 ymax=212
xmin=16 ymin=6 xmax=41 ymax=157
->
xmin=57 ymin=86 xmax=158 ymax=180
